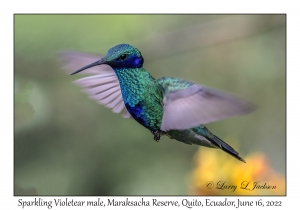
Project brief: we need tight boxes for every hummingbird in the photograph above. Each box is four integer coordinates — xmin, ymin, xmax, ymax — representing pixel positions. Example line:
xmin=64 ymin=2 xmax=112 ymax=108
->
xmin=61 ymin=44 xmax=255 ymax=163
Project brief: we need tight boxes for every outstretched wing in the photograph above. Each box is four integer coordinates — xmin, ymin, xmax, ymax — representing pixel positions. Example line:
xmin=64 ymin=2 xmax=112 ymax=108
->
xmin=59 ymin=51 xmax=131 ymax=118
xmin=157 ymin=77 xmax=255 ymax=131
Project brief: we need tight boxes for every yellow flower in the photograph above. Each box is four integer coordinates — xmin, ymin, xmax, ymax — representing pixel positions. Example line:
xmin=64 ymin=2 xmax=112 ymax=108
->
xmin=189 ymin=139 xmax=285 ymax=195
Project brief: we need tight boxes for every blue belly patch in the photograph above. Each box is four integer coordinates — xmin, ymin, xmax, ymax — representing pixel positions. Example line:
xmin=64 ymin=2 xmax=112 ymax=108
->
xmin=125 ymin=103 xmax=148 ymax=128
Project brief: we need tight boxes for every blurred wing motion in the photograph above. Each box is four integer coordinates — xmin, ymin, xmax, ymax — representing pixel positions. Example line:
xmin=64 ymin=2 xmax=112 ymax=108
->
xmin=60 ymin=51 xmax=131 ymax=118
xmin=60 ymin=51 xmax=112 ymax=75
xmin=158 ymin=77 xmax=255 ymax=131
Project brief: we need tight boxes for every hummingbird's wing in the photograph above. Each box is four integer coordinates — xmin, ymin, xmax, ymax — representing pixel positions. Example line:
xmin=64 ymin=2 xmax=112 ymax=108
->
xmin=60 ymin=51 xmax=131 ymax=118
xmin=60 ymin=51 xmax=112 ymax=75
xmin=157 ymin=77 xmax=255 ymax=131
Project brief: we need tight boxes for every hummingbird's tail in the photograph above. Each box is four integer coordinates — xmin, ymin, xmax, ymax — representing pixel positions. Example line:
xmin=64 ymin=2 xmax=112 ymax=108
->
xmin=166 ymin=126 xmax=246 ymax=163
xmin=208 ymin=134 xmax=246 ymax=163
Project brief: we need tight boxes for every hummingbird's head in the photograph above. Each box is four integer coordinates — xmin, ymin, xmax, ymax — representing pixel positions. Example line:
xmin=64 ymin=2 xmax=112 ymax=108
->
xmin=71 ymin=44 xmax=144 ymax=75
xmin=105 ymin=44 xmax=144 ymax=68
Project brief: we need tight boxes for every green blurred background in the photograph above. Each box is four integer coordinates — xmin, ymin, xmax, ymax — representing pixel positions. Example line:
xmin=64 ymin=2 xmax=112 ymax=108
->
xmin=14 ymin=15 xmax=286 ymax=195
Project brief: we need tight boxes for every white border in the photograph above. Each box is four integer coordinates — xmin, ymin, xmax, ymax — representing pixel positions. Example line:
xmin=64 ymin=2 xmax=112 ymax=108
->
xmin=2 ymin=0 xmax=298 ymax=208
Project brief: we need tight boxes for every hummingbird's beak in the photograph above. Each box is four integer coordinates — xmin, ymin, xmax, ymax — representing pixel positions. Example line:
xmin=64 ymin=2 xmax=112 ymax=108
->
xmin=71 ymin=59 xmax=105 ymax=75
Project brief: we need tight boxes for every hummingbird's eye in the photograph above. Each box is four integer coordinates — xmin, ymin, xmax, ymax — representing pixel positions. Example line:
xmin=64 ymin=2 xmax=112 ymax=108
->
xmin=118 ymin=54 xmax=127 ymax=60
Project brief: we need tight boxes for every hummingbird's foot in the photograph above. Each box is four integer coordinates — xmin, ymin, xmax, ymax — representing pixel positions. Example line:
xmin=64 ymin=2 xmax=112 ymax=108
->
xmin=151 ymin=130 xmax=166 ymax=142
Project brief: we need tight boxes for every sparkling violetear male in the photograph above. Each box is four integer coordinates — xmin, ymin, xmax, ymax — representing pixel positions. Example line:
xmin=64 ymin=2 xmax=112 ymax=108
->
xmin=61 ymin=44 xmax=256 ymax=162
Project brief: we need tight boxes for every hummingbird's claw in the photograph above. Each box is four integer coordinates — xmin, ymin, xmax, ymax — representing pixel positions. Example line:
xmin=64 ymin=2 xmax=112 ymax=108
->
xmin=152 ymin=130 xmax=161 ymax=142
xmin=151 ymin=130 xmax=167 ymax=142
